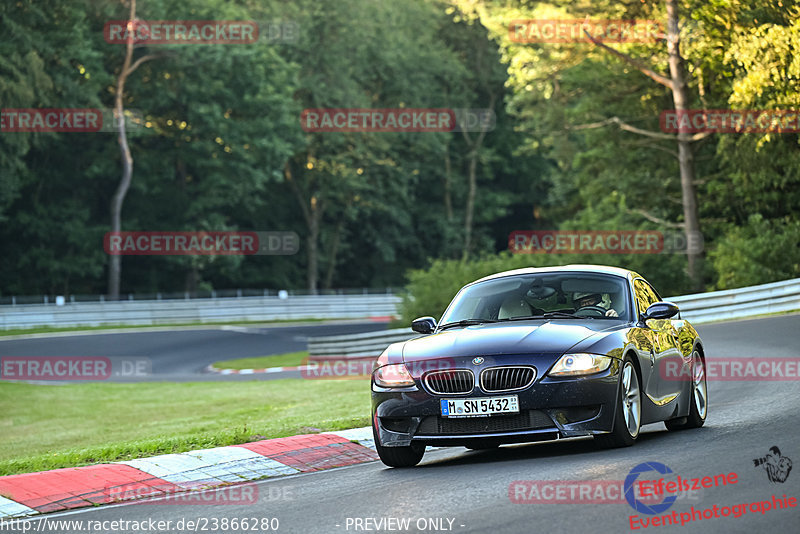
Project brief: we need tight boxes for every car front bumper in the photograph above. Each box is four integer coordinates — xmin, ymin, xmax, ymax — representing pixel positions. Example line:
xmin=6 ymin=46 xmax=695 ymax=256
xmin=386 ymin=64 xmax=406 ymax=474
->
xmin=372 ymin=358 xmax=622 ymax=447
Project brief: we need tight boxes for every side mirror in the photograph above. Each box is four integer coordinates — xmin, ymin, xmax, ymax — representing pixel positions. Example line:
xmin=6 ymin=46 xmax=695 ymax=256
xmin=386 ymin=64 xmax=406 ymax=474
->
xmin=411 ymin=316 xmax=437 ymax=334
xmin=642 ymin=301 xmax=680 ymax=320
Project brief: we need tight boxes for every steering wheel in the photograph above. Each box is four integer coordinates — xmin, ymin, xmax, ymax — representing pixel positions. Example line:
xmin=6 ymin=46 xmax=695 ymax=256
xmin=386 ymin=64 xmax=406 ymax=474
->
xmin=574 ymin=305 xmax=607 ymax=317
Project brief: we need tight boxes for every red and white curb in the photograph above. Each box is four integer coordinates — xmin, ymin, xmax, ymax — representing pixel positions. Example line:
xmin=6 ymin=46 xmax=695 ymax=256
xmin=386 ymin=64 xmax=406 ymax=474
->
xmin=205 ymin=364 xmax=312 ymax=374
xmin=205 ymin=359 xmax=376 ymax=376
xmin=0 ymin=428 xmax=375 ymax=519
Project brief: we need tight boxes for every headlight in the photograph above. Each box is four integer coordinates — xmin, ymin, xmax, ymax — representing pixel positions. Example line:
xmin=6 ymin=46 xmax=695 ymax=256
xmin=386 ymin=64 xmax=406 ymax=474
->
xmin=549 ymin=353 xmax=612 ymax=376
xmin=373 ymin=363 xmax=415 ymax=387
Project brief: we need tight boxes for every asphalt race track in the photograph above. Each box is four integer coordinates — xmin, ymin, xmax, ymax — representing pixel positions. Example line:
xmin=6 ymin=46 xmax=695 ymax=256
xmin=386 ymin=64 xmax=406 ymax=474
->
xmin=0 ymin=322 xmax=388 ymax=381
xmin=6 ymin=314 xmax=800 ymax=533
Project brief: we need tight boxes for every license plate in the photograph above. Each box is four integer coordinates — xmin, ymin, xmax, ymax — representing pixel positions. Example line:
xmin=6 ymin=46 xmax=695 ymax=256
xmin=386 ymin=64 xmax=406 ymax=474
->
xmin=440 ymin=396 xmax=519 ymax=418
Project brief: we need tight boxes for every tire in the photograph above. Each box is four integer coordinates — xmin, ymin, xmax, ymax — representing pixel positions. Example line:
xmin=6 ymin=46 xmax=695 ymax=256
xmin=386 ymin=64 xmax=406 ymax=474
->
xmin=373 ymin=425 xmax=425 ymax=467
xmin=594 ymin=356 xmax=641 ymax=449
xmin=665 ymin=351 xmax=707 ymax=431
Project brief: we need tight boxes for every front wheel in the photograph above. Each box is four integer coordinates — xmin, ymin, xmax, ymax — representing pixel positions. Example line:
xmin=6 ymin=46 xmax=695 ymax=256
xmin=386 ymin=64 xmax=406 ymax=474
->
xmin=665 ymin=351 xmax=707 ymax=431
xmin=373 ymin=425 xmax=425 ymax=467
xmin=594 ymin=356 xmax=641 ymax=449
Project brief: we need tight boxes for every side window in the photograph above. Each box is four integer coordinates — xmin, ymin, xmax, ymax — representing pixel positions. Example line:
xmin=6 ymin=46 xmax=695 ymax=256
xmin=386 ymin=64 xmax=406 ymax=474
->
xmin=634 ymin=279 xmax=658 ymax=316
xmin=644 ymin=281 xmax=662 ymax=302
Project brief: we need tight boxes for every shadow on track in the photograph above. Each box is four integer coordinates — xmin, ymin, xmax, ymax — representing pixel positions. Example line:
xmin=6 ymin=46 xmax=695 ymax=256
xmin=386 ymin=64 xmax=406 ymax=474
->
xmin=412 ymin=426 xmax=709 ymax=469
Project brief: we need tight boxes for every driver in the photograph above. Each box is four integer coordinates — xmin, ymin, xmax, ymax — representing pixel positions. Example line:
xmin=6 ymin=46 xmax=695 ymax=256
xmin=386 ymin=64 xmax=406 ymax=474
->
xmin=573 ymin=292 xmax=618 ymax=317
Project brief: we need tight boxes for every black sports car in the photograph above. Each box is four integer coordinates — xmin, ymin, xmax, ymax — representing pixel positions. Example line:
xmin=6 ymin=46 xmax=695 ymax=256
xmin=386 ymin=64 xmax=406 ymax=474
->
xmin=371 ymin=265 xmax=708 ymax=467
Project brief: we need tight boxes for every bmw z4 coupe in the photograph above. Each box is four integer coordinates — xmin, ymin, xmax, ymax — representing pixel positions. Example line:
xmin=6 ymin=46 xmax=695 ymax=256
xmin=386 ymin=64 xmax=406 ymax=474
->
xmin=371 ymin=265 xmax=708 ymax=467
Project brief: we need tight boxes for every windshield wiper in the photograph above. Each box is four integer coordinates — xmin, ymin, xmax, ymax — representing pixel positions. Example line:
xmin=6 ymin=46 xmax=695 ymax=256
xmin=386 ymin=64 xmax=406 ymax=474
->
xmin=541 ymin=311 xmax=590 ymax=319
xmin=498 ymin=311 xmax=593 ymax=321
xmin=438 ymin=319 xmax=499 ymax=330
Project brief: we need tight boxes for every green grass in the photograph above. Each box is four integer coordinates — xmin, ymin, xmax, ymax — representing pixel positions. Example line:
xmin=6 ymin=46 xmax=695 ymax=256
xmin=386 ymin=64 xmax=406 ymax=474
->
xmin=212 ymin=351 xmax=310 ymax=370
xmin=0 ymin=379 xmax=370 ymax=476
xmin=0 ymin=318 xmax=330 ymax=338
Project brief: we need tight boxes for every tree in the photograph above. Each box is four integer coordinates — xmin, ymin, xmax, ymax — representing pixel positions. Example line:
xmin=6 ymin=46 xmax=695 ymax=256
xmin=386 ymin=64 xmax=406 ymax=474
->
xmin=106 ymin=0 xmax=163 ymax=298
xmin=581 ymin=0 xmax=705 ymax=290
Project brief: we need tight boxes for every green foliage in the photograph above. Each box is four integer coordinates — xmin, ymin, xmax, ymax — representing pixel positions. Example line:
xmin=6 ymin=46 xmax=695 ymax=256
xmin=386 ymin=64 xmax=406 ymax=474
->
xmin=710 ymin=214 xmax=800 ymax=289
xmin=0 ymin=0 xmax=798 ymax=297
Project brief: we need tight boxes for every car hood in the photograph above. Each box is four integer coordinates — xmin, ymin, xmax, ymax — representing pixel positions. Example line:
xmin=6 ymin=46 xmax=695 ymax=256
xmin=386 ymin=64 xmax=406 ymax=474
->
xmin=401 ymin=320 xmax=622 ymax=362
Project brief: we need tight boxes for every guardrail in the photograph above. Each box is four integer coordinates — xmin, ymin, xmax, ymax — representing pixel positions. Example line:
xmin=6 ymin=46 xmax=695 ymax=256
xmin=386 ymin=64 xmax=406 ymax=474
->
xmin=0 ymin=287 xmax=400 ymax=306
xmin=668 ymin=277 xmax=800 ymax=324
xmin=307 ymin=277 xmax=800 ymax=362
xmin=307 ymin=328 xmax=417 ymax=360
xmin=0 ymin=294 xmax=402 ymax=330
xmin=3 ymin=277 xmax=797 ymax=335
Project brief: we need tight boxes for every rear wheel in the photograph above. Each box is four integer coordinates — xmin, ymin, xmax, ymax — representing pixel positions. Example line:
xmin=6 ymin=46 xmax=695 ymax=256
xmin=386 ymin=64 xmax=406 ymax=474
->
xmin=373 ymin=425 xmax=425 ymax=467
xmin=665 ymin=351 xmax=707 ymax=431
xmin=594 ymin=356 xmax=641 ymax=448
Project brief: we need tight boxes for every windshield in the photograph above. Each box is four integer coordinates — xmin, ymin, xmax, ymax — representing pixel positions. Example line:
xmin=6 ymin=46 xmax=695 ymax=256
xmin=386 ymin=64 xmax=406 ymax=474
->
xmin=439 ymin=272 xmax=630 ymax=325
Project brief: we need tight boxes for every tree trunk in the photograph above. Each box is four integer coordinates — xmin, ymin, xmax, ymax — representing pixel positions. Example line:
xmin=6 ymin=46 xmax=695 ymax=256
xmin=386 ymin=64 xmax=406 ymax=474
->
xmin=666 ymin=0 xmax=704 ymax=290
xmin=323 ymin=215 xmax=346 ymax=290
xmin=107 ymin=0 xmax=161 ymax=298
xmin=107 ymin=1 xmax=138 ymax=300
xmin=462 ymin=148 xmax=478 ymax=260
xmin=443 ymin=142 xmax=453 ymax=221
xmin=184 ymin=265 xmax=199 ymax=294
xmin=582 ymin=0 xmax=705 ymax=290
xmin=285 ymin=161 xmax=321 ymax=294
xmin=306 ymin=201 xmax=320 ymax=294
xmin=460 ymin=94 xmax=494 ymax=261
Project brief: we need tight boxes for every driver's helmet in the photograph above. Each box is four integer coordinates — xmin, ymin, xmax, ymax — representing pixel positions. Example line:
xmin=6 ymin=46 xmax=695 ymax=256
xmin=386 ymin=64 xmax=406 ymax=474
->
xmin=574 ymin=291 xmax=602 ymax=308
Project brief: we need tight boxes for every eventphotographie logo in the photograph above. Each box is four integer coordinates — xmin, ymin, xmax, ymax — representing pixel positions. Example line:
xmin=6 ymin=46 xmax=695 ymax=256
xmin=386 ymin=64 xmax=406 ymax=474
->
xmin=753 ymin=446 xmax=793 ymax=483
xmin=625 ymin=462 xmax=679 ymax=516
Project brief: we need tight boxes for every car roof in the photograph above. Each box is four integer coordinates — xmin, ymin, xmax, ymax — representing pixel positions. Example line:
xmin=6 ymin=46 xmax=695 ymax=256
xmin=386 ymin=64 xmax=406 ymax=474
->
xmin=470 ymin=264 xmax=641 ymax=286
